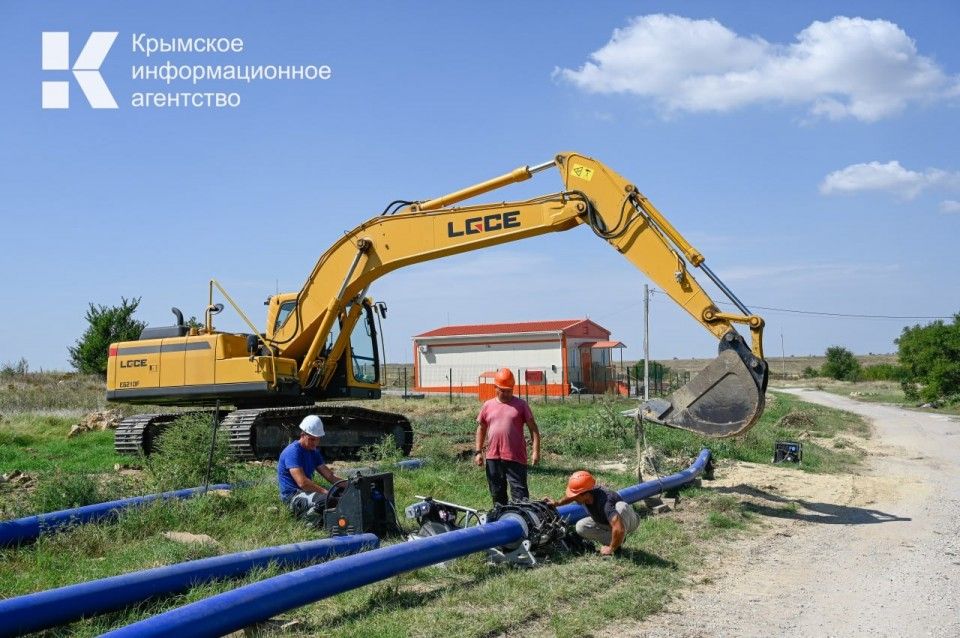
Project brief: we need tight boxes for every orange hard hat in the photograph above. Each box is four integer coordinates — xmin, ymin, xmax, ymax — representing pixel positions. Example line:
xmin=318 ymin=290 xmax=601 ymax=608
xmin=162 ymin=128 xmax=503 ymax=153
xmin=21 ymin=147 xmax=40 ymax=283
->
xmin=565 ymin=470 xmax=596 ymax=498
xmin=493 ymin=367 xmax=515 ymax=390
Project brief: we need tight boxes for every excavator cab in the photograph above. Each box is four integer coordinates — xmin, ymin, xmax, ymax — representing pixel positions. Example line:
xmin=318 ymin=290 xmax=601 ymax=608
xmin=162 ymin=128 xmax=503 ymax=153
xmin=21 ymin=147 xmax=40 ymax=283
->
xmin=343 ymin=300 xmax=381 ymax=389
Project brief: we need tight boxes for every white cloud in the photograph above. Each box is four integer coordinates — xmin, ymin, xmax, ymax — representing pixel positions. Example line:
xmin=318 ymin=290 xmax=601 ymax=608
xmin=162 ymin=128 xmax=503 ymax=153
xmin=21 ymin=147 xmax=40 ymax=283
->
xmin=555 ymin=15 xmax=959 ymax=122
xmin=941 ymin=200 xmax=960 ymax=214
xmin=820 ymin=161 xmax=960 ymax=199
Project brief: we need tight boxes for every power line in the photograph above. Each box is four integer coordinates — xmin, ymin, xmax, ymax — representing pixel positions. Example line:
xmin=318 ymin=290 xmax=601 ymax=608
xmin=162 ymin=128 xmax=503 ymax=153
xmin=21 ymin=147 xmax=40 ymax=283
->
xmin=726 ymin=303 xmax=951 ymax=321
xmin=648 ymin=289 xmax=952 ymax=321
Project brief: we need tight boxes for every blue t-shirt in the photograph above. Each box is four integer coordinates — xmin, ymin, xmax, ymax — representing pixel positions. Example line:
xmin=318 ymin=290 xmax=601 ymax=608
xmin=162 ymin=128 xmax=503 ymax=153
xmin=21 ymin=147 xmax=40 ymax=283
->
xmin=277 ymin=441 xmax=325 ymax=502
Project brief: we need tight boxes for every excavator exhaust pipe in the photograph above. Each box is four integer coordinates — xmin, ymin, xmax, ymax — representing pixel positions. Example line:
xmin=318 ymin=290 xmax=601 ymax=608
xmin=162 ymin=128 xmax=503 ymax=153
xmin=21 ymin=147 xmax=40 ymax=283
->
xmin=631 ymin=331 xmax=768 ymax=438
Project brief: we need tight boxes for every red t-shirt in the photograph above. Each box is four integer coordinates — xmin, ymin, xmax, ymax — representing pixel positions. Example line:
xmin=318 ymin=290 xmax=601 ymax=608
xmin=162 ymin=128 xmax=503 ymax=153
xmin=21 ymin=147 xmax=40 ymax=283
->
xmin=477 ymin=396 xmax=534 ymax=464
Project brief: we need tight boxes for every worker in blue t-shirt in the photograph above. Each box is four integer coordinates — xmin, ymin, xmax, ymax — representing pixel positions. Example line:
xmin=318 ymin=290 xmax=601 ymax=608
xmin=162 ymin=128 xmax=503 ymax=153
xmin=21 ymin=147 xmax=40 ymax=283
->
xmin=277 ymin=415 xmax=344 ymax=526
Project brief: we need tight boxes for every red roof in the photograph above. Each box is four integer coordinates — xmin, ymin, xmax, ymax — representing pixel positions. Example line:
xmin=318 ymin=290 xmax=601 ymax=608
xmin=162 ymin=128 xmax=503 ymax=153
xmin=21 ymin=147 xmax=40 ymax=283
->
xmin=416 ymin=319 xmax=589 ymax=338
xmin=591 ymin=340 xmax=626 ymax=349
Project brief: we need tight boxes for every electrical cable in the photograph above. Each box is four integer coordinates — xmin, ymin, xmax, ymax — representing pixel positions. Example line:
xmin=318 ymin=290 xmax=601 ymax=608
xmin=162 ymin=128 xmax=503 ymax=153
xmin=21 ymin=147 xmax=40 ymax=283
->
xmin=385 ymin=499 xmax=411 ymax=536
xmin=715 ymin=302 xmax=953 ymax=321
xmin=647 ymin=290 xmax=953 ymax=320
xmin=463 ymin=510 xmax=483 ymax=528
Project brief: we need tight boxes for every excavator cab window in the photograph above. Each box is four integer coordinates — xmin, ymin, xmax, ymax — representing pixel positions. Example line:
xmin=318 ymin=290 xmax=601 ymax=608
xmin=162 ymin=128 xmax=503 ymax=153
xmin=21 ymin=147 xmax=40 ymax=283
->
xmin=350 ymin=304 xmax=379 ymax=384
xmin=273 ymin=301 xmax=297 ymax=334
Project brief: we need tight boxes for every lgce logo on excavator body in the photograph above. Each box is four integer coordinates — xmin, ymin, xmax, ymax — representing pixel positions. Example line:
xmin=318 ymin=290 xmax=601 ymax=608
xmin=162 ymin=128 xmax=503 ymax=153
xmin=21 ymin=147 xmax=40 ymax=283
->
xmin=446 ymin=211 xmax=520 ymax=238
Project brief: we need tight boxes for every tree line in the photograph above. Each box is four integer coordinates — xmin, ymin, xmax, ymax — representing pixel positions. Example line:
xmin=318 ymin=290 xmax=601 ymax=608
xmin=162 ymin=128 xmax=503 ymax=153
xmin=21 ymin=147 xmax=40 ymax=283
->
xmin=55 ymin=301 xmax=960 ymax=408
xmin=804 ymin=313 xmax=960 ymax=404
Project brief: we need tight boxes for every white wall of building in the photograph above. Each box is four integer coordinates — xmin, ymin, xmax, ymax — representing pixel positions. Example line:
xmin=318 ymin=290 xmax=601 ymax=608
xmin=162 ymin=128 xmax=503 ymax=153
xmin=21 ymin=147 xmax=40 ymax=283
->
xmin=416 ymin=335 xmax=564 ymax=388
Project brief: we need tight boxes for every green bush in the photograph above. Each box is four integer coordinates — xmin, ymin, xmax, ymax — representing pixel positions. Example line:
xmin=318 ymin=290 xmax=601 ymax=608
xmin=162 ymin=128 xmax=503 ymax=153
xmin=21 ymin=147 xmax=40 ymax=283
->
xmin=822 ymin=346 xmax=861 ymax=381
xmin=542 ymin=399 xmax=632 ymax=457
xmin=144 ymin=413 xmax=232 ymax=492
xmin=360 ymin=436 xmax=405 ymax=465
xmin=0 ymin=357 xmax=29 ymax=377
xmin=802 ymin=366 xmax=820 ymax=378
xmin=859 ymin=363 xmax=904 ymax=381
xmin=30 ymin=471 xmax=102 ymax=513
xmin=896 ymin=314 xmax=960 ymax=403
xmin=69 ymin=297 xmax=146 ymax=376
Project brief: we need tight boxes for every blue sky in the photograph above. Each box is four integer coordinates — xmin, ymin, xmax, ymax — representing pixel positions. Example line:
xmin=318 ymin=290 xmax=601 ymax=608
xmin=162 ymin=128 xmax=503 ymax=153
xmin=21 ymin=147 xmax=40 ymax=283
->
xmin=1 ymin=1 xmax=958 ymax=370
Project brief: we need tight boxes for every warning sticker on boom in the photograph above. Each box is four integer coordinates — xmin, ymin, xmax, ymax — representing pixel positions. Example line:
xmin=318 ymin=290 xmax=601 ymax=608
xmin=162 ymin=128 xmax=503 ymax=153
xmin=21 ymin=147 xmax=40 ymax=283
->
xmin=570 ymin=164 xmax=594 ymax=181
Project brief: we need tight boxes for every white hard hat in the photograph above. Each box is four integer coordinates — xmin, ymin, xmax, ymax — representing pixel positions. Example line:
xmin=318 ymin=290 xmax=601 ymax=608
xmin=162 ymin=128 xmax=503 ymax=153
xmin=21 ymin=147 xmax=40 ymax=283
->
xmin=299 ymin=415 xmax=325 ymax=438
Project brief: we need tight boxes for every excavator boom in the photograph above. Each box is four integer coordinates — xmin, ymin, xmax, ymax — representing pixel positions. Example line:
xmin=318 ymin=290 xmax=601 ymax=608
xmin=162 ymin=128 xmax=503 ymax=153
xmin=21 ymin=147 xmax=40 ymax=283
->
xmin=109 ymin=151 xmax=766 ymax=457
xmin=268 ymin=152 xmax=768 ymax=437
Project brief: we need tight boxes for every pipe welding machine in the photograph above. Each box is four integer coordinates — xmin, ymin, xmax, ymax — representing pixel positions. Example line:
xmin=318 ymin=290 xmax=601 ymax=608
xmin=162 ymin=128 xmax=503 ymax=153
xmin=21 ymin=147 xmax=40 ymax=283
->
xmin=405 ymin=497 xmax=581 ymax=567
xmin=322 ymin=471 xmax=402 ymax=537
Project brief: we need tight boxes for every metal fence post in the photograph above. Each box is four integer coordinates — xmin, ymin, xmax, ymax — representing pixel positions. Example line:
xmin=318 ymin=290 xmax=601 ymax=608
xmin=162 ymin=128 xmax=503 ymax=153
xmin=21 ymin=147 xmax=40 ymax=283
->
xmin=403 ymin=367 xmax=407 ymax=399
xmin=449 ymin=368 xmax=453 ymax=403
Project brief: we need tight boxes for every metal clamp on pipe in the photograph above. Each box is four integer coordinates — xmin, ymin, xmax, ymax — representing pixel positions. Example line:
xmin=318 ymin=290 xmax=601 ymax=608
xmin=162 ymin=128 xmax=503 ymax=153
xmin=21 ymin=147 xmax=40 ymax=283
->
xmin=483 ymin=500 xmax=569 ymax=567
xmin=407 ymin=497 xmax=573 ymax=567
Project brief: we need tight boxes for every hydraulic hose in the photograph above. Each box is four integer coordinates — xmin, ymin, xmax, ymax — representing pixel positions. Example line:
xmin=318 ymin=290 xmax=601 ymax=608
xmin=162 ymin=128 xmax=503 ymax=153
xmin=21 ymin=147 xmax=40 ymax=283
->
xmin=104 ymin=449 xmax=711 ymax=638
xmin=0 ymin=484 xmax=233 ymax=548
xmin=0 ymin=535 xmax=377 ymax=638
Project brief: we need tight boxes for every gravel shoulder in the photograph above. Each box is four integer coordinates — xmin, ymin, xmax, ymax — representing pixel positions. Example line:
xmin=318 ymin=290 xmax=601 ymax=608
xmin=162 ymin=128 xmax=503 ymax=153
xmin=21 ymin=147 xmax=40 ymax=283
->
xmin=621 ymin=389 xmax=960 ymax=638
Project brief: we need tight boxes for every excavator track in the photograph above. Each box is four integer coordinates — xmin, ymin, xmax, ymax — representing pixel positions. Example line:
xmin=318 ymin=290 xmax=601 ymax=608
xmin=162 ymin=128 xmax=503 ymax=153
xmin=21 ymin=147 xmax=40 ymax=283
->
xmin=220 ymin=405 xmax=414 ymax=461
xmin=114 ymin=413 xmax=190 ymax=456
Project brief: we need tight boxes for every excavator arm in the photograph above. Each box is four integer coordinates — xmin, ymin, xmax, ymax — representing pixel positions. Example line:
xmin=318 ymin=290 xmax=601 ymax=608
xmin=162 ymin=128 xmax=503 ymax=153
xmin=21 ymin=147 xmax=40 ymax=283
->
xmin=268 ymin=152 xmax=767 ymax=437
xmin=552 ymin=153 xmax=767 ymax=436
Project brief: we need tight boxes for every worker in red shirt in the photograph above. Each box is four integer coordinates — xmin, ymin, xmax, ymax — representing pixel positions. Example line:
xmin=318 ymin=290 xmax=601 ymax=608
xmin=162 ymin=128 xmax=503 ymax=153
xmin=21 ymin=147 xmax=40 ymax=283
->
xmin=474 ymin=367 xmax=541 ymax=506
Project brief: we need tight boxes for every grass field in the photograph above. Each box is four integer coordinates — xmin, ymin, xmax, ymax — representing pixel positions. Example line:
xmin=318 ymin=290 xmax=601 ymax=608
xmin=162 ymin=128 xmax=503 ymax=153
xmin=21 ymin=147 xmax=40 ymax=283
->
xmin=0 ymin=374 xmax=871 ymax=636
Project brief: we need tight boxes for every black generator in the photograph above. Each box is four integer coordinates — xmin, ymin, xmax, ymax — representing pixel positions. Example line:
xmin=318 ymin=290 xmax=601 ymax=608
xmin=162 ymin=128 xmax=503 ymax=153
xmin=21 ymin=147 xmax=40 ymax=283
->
xmin=773 ymin=441 xmax=802 ymax=464
xmin=323 ymin=471 xmax=400 ymax=537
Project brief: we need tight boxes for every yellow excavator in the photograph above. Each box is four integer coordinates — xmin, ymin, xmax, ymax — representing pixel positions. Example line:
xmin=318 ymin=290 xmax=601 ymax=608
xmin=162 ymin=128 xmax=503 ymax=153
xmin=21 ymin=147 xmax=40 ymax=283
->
xmin=108 ymin=152 xmax=767 ymax=460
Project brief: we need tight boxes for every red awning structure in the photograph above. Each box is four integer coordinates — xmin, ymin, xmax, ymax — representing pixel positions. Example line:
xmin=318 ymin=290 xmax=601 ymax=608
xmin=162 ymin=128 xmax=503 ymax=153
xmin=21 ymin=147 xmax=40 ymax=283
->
xmin=591 ymin=340 xmax=625 ymax=349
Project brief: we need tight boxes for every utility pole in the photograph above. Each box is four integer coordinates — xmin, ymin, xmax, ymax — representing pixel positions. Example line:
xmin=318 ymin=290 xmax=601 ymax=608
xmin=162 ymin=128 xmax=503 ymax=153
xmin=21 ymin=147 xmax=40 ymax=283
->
xmin=780 ymin=330 xmax=786 ymax=379
xmin=637 ymin=284 xmax=651 ymax=485
xmin=644 ymin=284 xmax=650 ymax=400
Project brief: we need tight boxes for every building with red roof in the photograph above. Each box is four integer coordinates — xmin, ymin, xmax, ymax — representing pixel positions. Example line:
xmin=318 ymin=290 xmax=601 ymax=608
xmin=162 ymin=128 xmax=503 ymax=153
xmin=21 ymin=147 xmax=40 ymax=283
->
xmin=412 ymin=319 xmax=625 ymax=396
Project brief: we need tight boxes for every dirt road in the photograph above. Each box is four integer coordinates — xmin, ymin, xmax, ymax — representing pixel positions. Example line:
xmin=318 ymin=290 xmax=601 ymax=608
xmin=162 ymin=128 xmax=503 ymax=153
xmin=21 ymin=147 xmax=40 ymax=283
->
xmin=630 ymin=389 xmax=960 ymax=637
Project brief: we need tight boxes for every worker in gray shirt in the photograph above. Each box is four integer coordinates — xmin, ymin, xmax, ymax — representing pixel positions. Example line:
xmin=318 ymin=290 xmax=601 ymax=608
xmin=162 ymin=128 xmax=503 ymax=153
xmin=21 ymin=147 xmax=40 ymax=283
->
xmin=548 ymin=470 xmax=639 ymax=556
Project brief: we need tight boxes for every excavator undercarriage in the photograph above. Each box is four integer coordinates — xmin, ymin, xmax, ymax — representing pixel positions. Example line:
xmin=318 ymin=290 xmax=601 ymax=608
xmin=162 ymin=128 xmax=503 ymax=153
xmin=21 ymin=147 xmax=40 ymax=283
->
xmin=115 ymin=406 xmax=413 ymax=462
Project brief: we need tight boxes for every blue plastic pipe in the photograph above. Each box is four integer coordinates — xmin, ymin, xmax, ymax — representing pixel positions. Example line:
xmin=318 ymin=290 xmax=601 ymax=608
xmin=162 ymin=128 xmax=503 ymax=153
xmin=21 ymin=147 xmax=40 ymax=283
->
xmin=556 ymin=448 xmax=712 ymax=523
xmin=104 ymin=449 xmax=711 ymax=638
xmin=102 ymin=519 xmax=525 ymax=638
xmin=0 ymin=535 xmax=377 ymax=638
xmin=0 ymin=484 xmax=233 ymax=548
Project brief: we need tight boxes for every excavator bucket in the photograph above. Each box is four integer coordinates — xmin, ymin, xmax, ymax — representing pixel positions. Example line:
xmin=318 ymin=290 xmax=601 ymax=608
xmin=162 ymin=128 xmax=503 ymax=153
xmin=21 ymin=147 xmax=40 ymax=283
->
xmin=628 ymin=331 xmax=768 ymax=438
